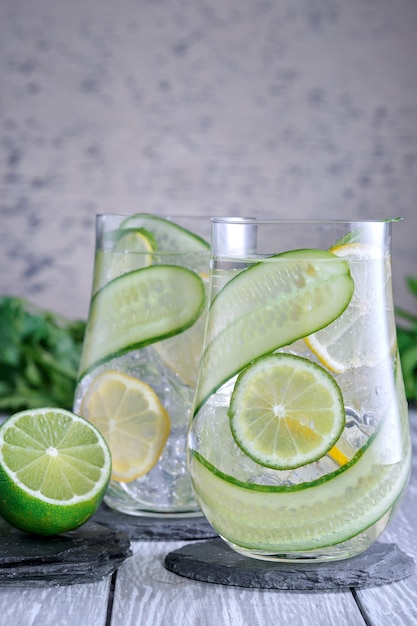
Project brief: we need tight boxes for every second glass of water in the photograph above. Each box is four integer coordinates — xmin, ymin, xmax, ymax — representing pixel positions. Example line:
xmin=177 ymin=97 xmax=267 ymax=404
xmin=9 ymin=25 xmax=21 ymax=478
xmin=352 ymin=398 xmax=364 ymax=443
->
xmin=74 ymin=213 xmax=210 ymax=516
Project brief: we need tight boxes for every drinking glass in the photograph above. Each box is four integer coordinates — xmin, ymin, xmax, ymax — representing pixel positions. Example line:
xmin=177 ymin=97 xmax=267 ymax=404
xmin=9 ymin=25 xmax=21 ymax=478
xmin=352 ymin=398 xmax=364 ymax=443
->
xmin=188 ymin=218 xmax=411 ymax=560
xmin=74 ymin=213 xmax=210 ymax=516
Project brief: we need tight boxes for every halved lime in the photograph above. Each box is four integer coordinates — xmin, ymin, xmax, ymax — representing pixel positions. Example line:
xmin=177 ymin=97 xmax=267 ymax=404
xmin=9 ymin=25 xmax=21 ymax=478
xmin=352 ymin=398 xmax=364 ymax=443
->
xmin=120 ymin=214 xmax=209 ymax=252
xmin=0 ymin=408 xmax=111 ymax=535
xmin=228 ymin=354 xmax=345 ymax=470
xmin=195 ymin=249 xmax=354 ymax=411
xmin=78 ymin=265 xmax=206 ymax=379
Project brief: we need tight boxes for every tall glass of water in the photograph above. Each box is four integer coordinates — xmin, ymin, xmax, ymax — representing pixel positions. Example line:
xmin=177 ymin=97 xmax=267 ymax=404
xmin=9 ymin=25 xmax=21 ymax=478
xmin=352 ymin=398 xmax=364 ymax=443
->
xmin=74 ymin=213 xmax=210 ymax=516
xmin=188 ymin=217 xmax=411 ymax=560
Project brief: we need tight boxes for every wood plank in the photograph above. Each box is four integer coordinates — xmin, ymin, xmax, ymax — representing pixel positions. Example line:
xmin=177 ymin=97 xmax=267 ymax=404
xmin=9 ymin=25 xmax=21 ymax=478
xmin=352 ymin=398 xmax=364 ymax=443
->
xmin=353 ymin=409 xmax=417 ymax=626
xmin=0 ymin=577 xmax=111 ymax=626
xmin=111 ymin=541 xmax=365 ymax=626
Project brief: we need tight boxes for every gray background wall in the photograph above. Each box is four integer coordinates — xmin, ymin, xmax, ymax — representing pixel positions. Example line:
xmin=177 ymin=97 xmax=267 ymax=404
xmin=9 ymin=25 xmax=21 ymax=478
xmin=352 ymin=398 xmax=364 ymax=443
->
xmin=1 ymin=0 xmax=416 ymax=320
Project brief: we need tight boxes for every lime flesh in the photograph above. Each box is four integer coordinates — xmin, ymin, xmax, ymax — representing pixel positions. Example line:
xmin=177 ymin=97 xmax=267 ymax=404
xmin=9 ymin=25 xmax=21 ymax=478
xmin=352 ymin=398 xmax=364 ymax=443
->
xmin=229 ymin=354 xmax=345 ymax=470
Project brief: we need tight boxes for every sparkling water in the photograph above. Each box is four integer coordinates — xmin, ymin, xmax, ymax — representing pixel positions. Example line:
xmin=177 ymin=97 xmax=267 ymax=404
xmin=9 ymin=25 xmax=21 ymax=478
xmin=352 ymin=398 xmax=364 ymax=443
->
xmin=74 ymin=338 xmax=202 ymax=516
xmin=74 ymin=217 xmax=210 ymax=517
xmin=187 ymin=243 xmax=411 ymax=560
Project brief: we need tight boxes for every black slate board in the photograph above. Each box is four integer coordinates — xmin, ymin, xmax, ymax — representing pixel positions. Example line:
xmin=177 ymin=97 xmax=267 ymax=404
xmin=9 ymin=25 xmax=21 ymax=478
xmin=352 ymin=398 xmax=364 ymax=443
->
xmin=0 ymin=516 xmax=131 ymax=587
xmin=91 ymin=502 xmax=218 ymax=541
xmin=164 ymin=537 xmax=415 ymax=590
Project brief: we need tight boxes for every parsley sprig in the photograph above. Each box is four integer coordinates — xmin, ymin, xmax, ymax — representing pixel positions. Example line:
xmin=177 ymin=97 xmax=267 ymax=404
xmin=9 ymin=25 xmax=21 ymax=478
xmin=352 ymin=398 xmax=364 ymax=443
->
xmin=396 ymin=277 xmax=417 ymax=405
xmin=0 ymin=296 xmax=86 ymax=412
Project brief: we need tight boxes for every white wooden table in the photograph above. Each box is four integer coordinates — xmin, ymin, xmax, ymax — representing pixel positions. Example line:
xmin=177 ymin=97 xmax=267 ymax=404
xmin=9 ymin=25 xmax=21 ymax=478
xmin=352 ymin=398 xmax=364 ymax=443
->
xmin=1 ymin=410 xmax=416 ymax=626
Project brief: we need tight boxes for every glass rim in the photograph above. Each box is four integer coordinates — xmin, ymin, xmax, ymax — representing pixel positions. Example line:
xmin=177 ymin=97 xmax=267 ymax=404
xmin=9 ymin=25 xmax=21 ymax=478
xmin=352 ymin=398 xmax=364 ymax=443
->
xmin=95 ymin=213 xmax=213 ymax=220
xmin=95 ymin=214 xmax=402 ymax=225
xmin=210 ymin=216 xmax=403 ymax=225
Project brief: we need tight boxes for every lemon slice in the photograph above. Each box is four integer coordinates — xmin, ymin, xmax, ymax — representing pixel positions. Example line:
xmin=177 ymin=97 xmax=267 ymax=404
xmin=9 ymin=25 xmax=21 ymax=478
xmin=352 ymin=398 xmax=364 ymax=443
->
xmin=305 ymin=243 xmax=395 ymax=373
xmin=93 ymin=228 xmax=155 ymax=293
xmin=80 ymin=370 xmax=170 ymax=482
xmin=0 ymin=408 xmax=111 ymax=535
xmin=228 ymin=353 xmax=345 ymax=470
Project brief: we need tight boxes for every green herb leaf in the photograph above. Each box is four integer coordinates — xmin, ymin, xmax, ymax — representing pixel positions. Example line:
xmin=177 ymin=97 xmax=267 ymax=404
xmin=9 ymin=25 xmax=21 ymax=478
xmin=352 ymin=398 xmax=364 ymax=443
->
xmin=0 ymin=296 xmax=86 ymax=413
xmin=396 ymin=277 xmax=417 ymax=405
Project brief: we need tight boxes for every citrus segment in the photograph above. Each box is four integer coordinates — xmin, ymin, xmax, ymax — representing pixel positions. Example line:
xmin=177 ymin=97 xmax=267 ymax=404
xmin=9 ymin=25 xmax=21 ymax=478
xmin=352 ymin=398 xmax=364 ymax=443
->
xmin=195 ymin=249 xmax=353 ymax=411
xmin=120 ymin=214 xmax=209 ymax=252
xmin=228 ymin=354 xmax=345 ymax=470
xmin=327 ymin=445 xmax=350 ymax=466
xmin=79 ymin=370 xmax=170 ymax=482
xmin=305 ymin=243 xmax=395 ymax=373
xmin=79 ymin=265 xmax=206 ymax=378
xmin=0 ymin=408 xmax=111 ymax=535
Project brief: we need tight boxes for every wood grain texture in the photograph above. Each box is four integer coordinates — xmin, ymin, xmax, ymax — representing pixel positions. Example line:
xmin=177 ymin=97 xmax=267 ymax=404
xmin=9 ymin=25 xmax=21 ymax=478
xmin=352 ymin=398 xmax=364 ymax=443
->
xmin=0 ymin=578 xmax=111 ymax=626
xmin=0 ymin=410 xmax=415 ymax=626
xmin=353 ymin=411 xmax=417 ymax=626
xmin=111 ymin=541 xmax=366 ymax=626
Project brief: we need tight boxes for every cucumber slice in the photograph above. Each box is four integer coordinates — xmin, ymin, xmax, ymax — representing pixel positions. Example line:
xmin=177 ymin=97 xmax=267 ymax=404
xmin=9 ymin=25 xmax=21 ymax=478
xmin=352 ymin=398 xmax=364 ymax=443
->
xmin=189 ymin=425 xmax=411 ymax=552
xmin=78 ymin=265 xmax=206 ymax=379
xmin=120 ymin=214 xmax=209 ymax=251
xmin=195 ymin=249 xmax=354 ymax=412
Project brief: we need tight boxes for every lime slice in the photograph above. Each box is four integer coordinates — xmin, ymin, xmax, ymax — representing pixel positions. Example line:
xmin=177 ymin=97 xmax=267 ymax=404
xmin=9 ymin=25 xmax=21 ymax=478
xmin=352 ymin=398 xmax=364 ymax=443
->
xmin=0 ymin=408 xmax=111 ymax=535
xmin=78 ymin=265 xmax=206 ymax=378
xmin=189 ymin=419 xmax=411 ymax=552
xmin=80 ymin=370 xmax=170 ymax=482
xmin=228 ymin=354 xmax=345 ymax=470
xmin=120 ymin=214 xmax=209 ymax=251
xmin=305 ymin=243 xmax=396 ymax=373
xmin=93 ymin=228 xmax=156 ymax=293
xmin=195 ymin=249 xmax=353 ymax=411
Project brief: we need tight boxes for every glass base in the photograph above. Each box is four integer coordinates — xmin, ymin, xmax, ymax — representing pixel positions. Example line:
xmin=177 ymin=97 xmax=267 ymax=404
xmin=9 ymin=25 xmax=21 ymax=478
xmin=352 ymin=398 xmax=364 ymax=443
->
xmin=104 ymin=479 xmax=202 ymax=518
xmin=104 ymin=497 xmax=203 ymax=518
